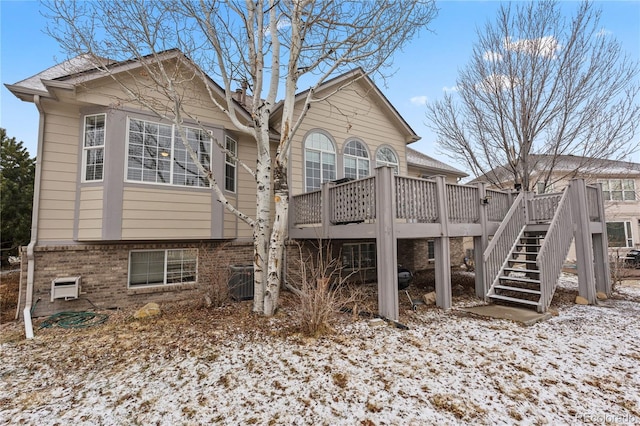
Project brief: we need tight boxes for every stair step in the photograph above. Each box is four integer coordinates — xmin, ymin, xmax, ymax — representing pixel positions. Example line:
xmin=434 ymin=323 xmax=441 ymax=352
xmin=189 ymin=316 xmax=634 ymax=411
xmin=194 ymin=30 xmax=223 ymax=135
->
xmin=488 ymin=294 xmax=540 ymax=306
xmin=504 ymin=267 xmax=540 ymax=274
xmin=499 ymin=276 xmax=541 ymax=284
xmin=508 ymin=259 xmax=537 ymax=264
xmin=516 ymin=244 xmax=542 ymax=248
xmin=493 ymin=285 xmax=541 ymax=295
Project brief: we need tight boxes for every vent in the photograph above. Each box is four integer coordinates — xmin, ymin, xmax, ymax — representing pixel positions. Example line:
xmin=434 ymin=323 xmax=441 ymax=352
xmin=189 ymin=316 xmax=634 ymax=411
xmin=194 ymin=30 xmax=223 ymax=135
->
xmin=51 ymin=276 xmax=81 ymax=302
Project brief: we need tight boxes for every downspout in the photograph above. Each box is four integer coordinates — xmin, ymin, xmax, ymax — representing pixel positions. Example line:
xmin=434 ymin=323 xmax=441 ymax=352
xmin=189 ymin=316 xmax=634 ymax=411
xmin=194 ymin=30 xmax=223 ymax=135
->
xmin=23 ymin=94 xmax=45 ymax=339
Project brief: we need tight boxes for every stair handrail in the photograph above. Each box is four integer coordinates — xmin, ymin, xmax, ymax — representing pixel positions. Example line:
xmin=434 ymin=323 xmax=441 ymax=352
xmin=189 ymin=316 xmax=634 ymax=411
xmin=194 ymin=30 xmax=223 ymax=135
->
xmin=536 ymin=188 xmax=574 ymax=310
xmin=483 ymin=191 xmax=527 ymax=294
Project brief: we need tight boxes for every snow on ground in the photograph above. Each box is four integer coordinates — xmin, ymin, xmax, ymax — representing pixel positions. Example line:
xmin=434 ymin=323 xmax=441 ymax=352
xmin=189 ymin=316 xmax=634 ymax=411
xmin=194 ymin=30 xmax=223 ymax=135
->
xmin=1 ymin=274 xmax=640 ymax=425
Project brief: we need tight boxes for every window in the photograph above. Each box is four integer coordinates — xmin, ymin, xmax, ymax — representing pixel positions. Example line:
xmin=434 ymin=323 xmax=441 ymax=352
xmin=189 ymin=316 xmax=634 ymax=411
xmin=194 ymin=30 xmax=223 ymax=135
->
xmin=536 ymin=182 xmax=554 ymax=194
xmin=225 ymin=136 xmax=237 ymax=192
xmin=343 ymin=140 xmax=370 ymax=180
xmin=129 ymin=249 xmax=197 ymax=287
xmin=342 ymin=243 xmax=376 ymax=270
xmin=304 ymin=132 xmax=336 ymax=191
xmin=428 ymin=240 xmax=435 ymax=261
xmin=599 ymin=179 xmax=636 ymax=201
xmin=376 ymin=147 xmax=399 ymax=174
xmin=83 ymin=114 xmax=106 ymax=181
xmin=126 ymin=118 xmax=212 ymax=187
xmin=607 ymin=221 xmax=633 ymax=248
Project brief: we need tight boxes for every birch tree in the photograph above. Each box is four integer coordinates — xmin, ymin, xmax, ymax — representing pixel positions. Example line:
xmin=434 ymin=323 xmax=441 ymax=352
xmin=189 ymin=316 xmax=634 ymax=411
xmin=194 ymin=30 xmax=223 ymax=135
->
xmin=44 ymin=0 xmax=437 ymax=315
xmin=427 ymin=1 xmax=639 ymax=191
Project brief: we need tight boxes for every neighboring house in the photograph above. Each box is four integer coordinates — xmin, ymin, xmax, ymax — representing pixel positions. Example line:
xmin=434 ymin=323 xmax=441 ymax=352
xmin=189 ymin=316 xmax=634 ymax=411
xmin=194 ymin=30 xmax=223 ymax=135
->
xmin=6 ymin=51 xmax=468 ymax=319
xmin=470 ymin=154 xmax=640 ymax=256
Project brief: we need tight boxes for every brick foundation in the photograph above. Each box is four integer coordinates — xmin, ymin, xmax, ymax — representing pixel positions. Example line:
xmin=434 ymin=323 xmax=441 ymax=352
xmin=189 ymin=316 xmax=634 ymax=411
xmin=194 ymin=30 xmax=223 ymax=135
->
xmin=19 ymin=241 xmax=254 ymax=318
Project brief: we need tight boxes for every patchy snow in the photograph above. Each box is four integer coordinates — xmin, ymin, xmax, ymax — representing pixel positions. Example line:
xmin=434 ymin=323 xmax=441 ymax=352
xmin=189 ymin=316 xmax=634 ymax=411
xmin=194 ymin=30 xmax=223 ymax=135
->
xmin=2 ymin=275 xmax=640 ymax=425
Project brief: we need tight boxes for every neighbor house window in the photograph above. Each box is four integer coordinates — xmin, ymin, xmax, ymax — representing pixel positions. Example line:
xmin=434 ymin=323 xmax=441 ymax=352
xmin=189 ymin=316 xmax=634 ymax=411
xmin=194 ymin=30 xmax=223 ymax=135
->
xmin=606 ymin=221 xmax=633 ymax=248
xmin=376 ymin=146 xmax=399 ymax=174
xmin=536 ymin=182 xmax=554 ymax=194
xmin=305 ymin=132 xmax=336 ymax=191
xmin=126 ymin=118 xmax=211 ymax=187
xmin=343 ymin=139 xmax=370 ymax=180
xmin=599 ymin=179 xmax=636 ymax=201
xmin=129 ymin=249 xmax=197 ymax=287
xmin=82 ymin=114 xmax=106 ymax=181
xmin=225 ymin=135 xmax=237 ymax=192
xmin=342 ymin=243 xmax=376 ymax=270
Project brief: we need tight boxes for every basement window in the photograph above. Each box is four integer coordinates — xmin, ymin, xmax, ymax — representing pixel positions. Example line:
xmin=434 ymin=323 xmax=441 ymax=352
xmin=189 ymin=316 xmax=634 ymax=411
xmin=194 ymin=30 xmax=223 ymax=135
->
xmin=128 ymin=249 xmax=197 ymax=287
xmin=342 ymin=243 xmax=376 ymax=271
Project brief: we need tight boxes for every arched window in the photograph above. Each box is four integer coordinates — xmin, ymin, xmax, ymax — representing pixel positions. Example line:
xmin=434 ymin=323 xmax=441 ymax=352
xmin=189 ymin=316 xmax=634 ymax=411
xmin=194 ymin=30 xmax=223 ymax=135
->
xmin=376 ymin=146 xmax=399 ymax=174
xmin=343 ymin=139 xmax=370 ymax=180
xmin=304 ymin=132 xmax=336 ymax=191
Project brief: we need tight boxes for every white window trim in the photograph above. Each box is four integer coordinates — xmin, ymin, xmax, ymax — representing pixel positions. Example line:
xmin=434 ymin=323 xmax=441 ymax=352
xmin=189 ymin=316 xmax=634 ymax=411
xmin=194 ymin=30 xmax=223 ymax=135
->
xmin=343 ymin=139 xmax=370 ymax=180
xmin=375 ymin=146 xmax=399 ymax=174
xmin=124 ymin=117 xmax=213 ymax=188
xmin=224 ymin=135 xmax=237 ymax=193
xmin=304 ymin=131 xmax=337 ymax=192
xmin=81 ymin=113 xmax=106 ymax=183
xmin=128 ymin=248 xmax=198 ymax=288
xmin=606 ymin=220 xmax=634 ymax=248
xmin=598 ymin=178 xmax=637 ymax=202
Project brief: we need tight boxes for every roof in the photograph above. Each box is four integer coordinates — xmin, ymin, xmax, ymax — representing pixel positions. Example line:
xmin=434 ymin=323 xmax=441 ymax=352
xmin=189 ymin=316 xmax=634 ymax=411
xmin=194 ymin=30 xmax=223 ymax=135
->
xmin=406 ymin=147 xmax=468 ymax=178
xmin=11 ymin=54 xmax=104 ymax=93
xmin=470 ymin=154 xmax=640 ymax=184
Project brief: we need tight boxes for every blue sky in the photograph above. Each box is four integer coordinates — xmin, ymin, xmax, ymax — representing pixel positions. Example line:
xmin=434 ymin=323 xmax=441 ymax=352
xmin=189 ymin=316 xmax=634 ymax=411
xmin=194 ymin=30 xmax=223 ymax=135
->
xmin=2 ymin=1 xmax=639 ymax=172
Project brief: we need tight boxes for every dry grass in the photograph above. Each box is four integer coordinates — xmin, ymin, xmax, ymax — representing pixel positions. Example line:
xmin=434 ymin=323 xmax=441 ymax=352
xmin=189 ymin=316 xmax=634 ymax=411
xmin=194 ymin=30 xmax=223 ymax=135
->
xmin=0 ymin=271 xmax=20 ymax=324
xmin=286 ymin=241 xmax=368 ymax=337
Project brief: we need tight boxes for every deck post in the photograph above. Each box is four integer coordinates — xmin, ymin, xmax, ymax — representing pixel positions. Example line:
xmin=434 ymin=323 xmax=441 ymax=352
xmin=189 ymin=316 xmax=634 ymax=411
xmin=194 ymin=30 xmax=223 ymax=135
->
xmin=434 ymin=176 xmax=452 ymax=310
xmin=570 ymin=179 xmax=597 ymax=304
xmin=474 ymin=182 xmax=488 ymax=299
xmin=321 ymin=182 xmax=331 ymax=238
xmin=592 ymin=182 xmax=611 ymax=296
xmin=375 ymin=166 xmax=399 ymax=320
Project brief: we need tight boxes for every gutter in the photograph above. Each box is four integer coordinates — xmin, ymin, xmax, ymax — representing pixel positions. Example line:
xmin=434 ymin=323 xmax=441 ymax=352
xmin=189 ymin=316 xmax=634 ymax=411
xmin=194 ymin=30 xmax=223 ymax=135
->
xmin=22 ymin=94 xmax=45 ymax=339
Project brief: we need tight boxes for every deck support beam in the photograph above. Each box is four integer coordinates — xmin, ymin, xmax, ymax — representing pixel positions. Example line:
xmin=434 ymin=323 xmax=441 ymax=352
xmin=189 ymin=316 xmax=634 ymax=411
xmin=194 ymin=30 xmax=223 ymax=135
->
xmin=592 ymin=183 xmax=611 ymax=296
xmin=375 ymin=166 xmax=399 ymax=320
xmin=474 ymin=182 xmax=489 ymax=299
xmin=571 ymin=179 xmax=597 ymax=304
xmin=434 ymin=176 xmax=452 ymax=310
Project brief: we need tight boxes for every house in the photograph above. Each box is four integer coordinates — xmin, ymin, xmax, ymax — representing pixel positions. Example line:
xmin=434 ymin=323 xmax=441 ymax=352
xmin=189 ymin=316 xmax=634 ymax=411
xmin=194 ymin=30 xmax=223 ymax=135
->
xmin=7 ymin=52 xmax=610 ymax=329
xmin=470 ymin=155 xmax=640 ymax=256
xmin=6 ymin=52 xmax=468 ymax=320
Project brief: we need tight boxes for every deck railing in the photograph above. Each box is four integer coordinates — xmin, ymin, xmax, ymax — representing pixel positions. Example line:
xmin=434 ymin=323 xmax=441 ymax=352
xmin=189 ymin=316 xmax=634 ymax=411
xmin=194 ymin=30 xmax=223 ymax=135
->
xmin=292 ymin=190 xmax=322 ymax=225
xmin=536 ymin=189 xmax=574 ymax=311
xmin=527 ymin=193 xmax=562 ymax=223
xmin=483 ymin=192 xmax=527 ymax=292
xmin=395 ymin=176 xmax=439 ymax=222
xmin=447 ymin=184 xmax=480 ymax=223
xmin=486 ymin=190 xmax=513 ymax=222
xmin=586 ymin=185 xmax=601 ymax=221
xmin=330 ymin=177 xmax=376 ymax=224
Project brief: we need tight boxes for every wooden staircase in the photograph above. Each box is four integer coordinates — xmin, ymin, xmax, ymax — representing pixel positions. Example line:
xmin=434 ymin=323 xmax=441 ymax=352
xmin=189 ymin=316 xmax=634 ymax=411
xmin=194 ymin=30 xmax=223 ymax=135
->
xmin=487 ymin=225 xmax=549 ymax=309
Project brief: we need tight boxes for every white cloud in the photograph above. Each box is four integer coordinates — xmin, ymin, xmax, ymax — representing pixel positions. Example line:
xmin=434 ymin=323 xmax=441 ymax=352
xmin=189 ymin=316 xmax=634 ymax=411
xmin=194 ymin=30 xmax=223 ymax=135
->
xmin=264 ymin=19 xmax=291 ymax=37
xmin=477 ymin=74 xmax=519 ymax=92
xmin=409 ymin=95 xmax=428 ymax=106
xmin=442 ymin=86 xmax=458 ymax=93
xmin=596 ymin=28 xmax=612 ymax=37
xmin=504 ymin=35 xmax=560 ymax=58
xmin=483 ymin=51 xmax=503 ymax=62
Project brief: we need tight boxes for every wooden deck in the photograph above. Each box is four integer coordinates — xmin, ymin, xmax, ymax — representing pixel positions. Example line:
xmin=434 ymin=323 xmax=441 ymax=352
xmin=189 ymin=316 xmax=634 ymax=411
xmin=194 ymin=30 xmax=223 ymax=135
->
xmin=288 ymin=167 xmax=610 ymax=320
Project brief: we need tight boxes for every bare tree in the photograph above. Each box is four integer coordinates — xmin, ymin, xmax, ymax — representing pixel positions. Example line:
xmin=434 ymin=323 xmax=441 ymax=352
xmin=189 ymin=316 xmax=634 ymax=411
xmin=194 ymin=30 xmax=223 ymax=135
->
xmin=427 ymin=0 xmax=639 ymax=191
xmin=44 ymin=0 xmax=437 ymax=316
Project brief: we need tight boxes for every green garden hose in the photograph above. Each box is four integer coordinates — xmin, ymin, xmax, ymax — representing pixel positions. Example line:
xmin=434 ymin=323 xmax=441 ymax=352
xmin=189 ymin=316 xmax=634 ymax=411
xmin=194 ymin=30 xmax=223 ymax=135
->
xmin=39 ymin=311 xmax=108 ymax=329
